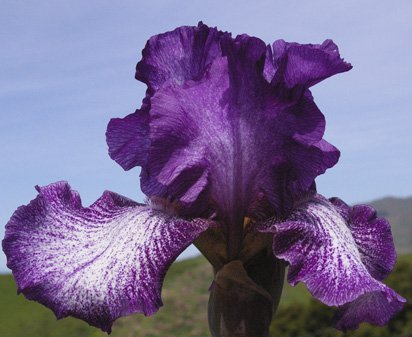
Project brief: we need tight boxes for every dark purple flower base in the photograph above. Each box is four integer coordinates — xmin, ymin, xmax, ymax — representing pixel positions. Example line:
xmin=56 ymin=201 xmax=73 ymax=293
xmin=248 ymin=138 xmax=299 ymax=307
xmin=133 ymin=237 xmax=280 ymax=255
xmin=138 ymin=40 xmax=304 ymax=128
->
xmin=208 ymin=257 xmax=285 ymax=337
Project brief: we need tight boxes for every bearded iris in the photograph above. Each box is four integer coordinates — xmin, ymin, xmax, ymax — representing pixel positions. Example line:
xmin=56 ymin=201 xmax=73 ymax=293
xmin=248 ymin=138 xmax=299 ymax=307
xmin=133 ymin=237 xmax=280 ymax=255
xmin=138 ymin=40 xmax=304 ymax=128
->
xmin=2 ymin=23 xmax=406 ymax=337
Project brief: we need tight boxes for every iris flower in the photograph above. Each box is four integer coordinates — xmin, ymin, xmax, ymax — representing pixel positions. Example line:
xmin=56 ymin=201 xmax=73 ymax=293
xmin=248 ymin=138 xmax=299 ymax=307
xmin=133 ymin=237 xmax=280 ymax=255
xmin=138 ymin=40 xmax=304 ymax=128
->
xmin=2 ymin=23 xmax=406 ymax=337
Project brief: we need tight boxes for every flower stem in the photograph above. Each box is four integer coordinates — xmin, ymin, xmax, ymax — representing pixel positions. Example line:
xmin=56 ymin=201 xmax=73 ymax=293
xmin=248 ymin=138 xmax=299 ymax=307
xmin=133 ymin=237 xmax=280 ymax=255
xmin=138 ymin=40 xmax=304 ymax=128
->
xmin=208 ymin=252 xmax=285 ymax=337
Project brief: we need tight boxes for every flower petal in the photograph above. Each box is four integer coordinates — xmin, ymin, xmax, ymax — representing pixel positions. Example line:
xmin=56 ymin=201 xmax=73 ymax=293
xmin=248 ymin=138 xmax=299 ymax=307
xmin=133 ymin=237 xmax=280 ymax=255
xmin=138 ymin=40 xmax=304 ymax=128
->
xmin=265 ymin=39 xmax=352 ymax=89
xmin=260 ymin=194 xmax=405 ymax=329
xmin=106 ymin=108 xmax=150 ymax=170
xmin=335 ymin=288 xmax=405 ymax=330
xmin=135 ymin=22 xmax=226 ymax=94
xmin=2 ymin=181 xmax=210 ymax=333
xmin=109 ymin=22 xmax=226 ymax=172
xmin=330 ymin=198 xmax=396 ymax=281
xmin=112 ymin=24 xmax=350 ymax=222
xmin=144 ymin=51 xmax=338 ymax=221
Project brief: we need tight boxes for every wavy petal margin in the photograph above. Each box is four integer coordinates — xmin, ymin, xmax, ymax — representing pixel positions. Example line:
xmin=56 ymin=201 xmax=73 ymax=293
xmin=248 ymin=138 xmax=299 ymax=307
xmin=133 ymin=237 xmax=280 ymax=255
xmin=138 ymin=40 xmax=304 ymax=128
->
xmin=259 ymin=194 xmax=406 ymax=330
xmin=106 ymin=108 xmax=150 ymax=170
xmin=107 ymin=24 xmax=348 ymax=220
xmin=2 ymin=182 xmax=210 ymax=333
xmin=135 ymin=22 xmax=226 ymax=93
xmin=264 ymin=39 xmax=352 ymax=89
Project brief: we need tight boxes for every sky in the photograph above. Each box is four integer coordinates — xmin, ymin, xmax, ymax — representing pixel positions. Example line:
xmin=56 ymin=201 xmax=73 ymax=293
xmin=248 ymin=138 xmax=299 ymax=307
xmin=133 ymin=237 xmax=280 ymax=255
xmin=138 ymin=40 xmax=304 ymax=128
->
xmin=0 ymin=0 xmax=411 ymax=273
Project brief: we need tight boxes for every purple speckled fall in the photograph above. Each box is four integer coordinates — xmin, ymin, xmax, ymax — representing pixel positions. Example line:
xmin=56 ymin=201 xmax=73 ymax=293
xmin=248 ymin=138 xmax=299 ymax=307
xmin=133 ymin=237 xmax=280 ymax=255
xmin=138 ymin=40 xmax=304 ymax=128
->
xmin=2 ymin=22 xmax=406 ymax=335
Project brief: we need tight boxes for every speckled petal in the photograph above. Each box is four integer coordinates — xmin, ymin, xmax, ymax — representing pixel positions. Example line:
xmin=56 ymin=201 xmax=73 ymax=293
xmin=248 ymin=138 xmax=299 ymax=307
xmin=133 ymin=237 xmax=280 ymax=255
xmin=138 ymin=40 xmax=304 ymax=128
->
xmin=330 ymin=197 xmax=396 ymax=281
xmin=335 ymin=288 xmax=405 ymax=330
xmin=260 ymin=194 xmax=405 ymax=329
xmin=2 ymin=182 xmax=210 ymax=333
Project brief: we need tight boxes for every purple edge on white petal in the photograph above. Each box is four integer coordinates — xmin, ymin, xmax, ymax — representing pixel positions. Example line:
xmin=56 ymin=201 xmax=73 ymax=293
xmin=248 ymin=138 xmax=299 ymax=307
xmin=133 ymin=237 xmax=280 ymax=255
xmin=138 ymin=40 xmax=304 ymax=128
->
xmin=2 ymin=181 xmax=212 ymax=333
xmin=258 ymin=194 xmax=406 ymax=330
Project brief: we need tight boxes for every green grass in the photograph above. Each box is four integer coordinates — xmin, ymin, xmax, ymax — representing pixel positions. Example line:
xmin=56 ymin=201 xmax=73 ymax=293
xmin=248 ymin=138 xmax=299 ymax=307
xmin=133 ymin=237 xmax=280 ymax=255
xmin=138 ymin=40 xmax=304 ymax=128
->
xmin=0 ymin=256 xmax=213 ymax=337
xmin=270 ymin=254 xmax=412 ymax=337
xmin=1 ymin=254 xmax=410 ymax=337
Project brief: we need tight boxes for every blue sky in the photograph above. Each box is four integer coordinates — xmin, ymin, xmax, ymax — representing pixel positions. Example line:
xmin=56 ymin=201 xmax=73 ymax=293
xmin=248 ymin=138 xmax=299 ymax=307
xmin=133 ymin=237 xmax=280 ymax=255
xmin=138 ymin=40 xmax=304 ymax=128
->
xmin=1 ymin=0 xmax=411 ymax=273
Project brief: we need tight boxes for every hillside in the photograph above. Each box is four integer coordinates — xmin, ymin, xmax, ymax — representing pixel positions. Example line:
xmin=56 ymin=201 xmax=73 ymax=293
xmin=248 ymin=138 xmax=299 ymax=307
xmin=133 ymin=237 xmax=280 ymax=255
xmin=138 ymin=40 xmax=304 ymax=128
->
xmin=0 ymin=256 xmax=309 ymax=337
xmin=0 ymin=196 xmax=410 ymax=337
xmin=1 ymin=254 xmax=411 ymax=337
xmin=369 ymin=196 xmax=412 ymax=253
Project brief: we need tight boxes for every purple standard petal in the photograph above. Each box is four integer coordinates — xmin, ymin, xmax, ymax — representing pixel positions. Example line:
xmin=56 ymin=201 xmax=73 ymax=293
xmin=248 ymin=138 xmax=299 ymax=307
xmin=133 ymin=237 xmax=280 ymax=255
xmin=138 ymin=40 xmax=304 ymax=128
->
xmin=2 ymin=182 xmax=210 ymax=333
xmin=106 ymin=108 xmax=150 ymax=170
xmin=143 ymin=50 xmax=339 ymax=221
xmin=108 ymin=23 xmax=226 ymax=172
xmin=264 ymin=39 xmax=352 ymax=89
xmin=260 ymin=194 xmax=405 ymax=330
xmin=136 ymin=22 xmax=227 ymax=94
xmin=108 ymin=23 xmax=348 ymax=235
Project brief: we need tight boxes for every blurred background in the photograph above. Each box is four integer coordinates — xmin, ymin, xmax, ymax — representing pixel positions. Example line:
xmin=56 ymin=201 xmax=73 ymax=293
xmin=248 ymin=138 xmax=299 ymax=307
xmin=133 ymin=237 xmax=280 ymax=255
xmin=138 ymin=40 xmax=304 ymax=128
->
xmin=0 ymin=1 xmax=411 ymax=336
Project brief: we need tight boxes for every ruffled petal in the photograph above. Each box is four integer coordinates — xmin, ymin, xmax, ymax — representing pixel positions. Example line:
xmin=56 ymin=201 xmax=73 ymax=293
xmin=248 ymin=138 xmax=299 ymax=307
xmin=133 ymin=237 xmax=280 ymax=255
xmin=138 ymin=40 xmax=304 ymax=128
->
xmin=109 ymin=23 xmax=226 ymax=172
xmin=265 ymin=39 xmax=352 ymax=89
xmin=286 ymin=139 xmax=340 ymax=194
xmin=144 ymin=50 xmax=339 ymax=221
xmin=2 ymin=182 xmax=210 ymax=333
xmin=111 ymin=23 xmax=350 ymax=222
xmin=106 ymin=108 xmax=150 ymax=170
xmin=335 ymin=288 xmax=405 ymax=330
xmin=260 ymin=194 xmax=405 ymax=329
xmin=135 ymin=22 xmax=226 ymax=93
xmin=330 ymin=198 xmax=396 ymax=281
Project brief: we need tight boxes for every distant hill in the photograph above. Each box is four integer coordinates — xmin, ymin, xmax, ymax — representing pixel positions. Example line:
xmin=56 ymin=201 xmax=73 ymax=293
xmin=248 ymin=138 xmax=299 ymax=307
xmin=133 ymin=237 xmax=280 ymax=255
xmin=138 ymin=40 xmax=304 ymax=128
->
xmin=368 ymin=196 xmax=412 ymax=253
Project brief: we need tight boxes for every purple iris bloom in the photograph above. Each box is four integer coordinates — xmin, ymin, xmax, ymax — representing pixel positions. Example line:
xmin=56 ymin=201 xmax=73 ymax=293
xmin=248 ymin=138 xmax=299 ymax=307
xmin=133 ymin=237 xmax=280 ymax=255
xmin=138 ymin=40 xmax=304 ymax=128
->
xmin=2 ymin=23 xmax=406 ymax=336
